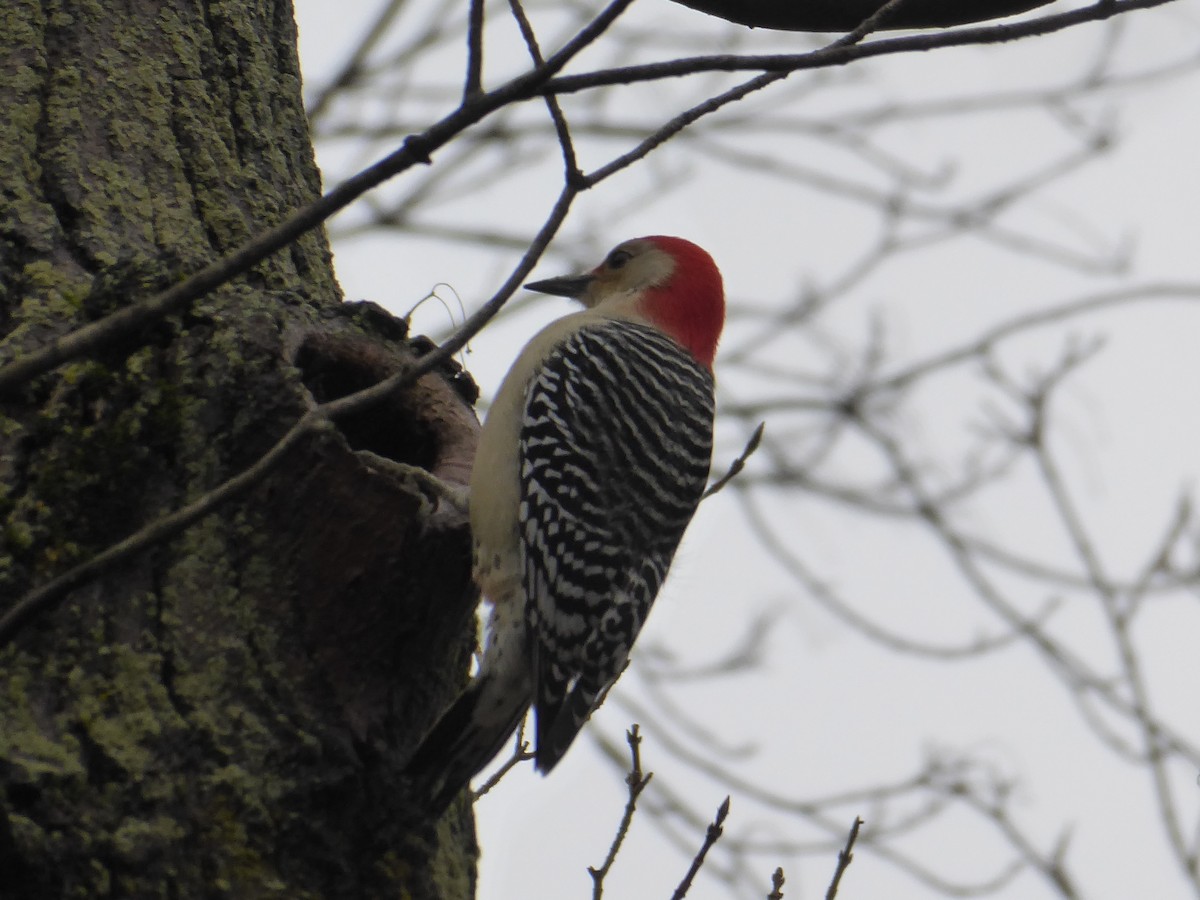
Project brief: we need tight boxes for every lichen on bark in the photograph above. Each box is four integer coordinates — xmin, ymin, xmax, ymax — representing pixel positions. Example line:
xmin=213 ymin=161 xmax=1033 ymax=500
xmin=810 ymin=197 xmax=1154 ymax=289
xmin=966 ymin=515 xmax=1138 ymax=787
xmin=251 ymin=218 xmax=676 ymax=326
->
xmin=0 ymin=2 xmax=479 ymax=897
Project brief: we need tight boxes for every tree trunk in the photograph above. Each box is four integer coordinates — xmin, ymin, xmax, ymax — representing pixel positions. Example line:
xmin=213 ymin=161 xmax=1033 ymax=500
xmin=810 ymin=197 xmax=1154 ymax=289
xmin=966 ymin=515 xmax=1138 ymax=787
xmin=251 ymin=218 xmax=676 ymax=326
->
xmin=0 ymin=3 xmax=478 ymax=897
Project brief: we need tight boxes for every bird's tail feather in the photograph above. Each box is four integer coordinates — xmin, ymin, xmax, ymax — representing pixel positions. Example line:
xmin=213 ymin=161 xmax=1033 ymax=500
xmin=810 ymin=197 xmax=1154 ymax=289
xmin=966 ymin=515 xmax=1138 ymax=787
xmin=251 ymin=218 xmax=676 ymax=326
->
xmin=404 ymin=675 xmax=531 ymax=816
xmin=534 ymin=681 xmax=602 ymax=774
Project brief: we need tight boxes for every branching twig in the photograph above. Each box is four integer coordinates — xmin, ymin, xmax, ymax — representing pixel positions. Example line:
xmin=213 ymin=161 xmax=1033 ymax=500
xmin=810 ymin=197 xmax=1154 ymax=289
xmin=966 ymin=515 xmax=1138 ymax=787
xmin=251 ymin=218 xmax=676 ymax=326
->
xmin=1032 ymin=395 xmax=1193 ymax=878
xmin=543 ymin=0 xmax=1177 ymax=97
xmin=589 ymin=725 xmax=654 ymax=899
xmin=2 ymin=1 xmax=1169 ymax=397
xmin=583 ymin=70 xmax=793 ymax=187
xmin=507 ymin=0 xmax=583 ymax=182
xmin=0 ymin=0 xmax=638 ymax=395
xmin=876 ymin=284 xmax=1200 ymax=393
xmin=306 ymin=0 xmax=406 ymax=123
xmin=831 ymin=0 xmax=911 ymax=48
xmin=474 ymin=719 xmax=534 ymax=800
xmin=0 ymin=183 xmax=583 ymax=648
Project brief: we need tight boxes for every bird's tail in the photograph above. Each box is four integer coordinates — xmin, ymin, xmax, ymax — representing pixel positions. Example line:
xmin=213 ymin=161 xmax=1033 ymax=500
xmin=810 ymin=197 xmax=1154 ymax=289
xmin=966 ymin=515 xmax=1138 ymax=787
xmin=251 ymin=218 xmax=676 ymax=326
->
xmin=533 ymin=669 xmax=620 ymax=774
xmin=404 ymin=673 xmax=531 ymax=816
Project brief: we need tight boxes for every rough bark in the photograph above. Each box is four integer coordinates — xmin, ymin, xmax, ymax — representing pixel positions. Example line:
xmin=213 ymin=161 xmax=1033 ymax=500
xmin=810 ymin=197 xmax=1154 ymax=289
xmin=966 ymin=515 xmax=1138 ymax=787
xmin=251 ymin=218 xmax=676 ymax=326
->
xmin=668 ymin=0 xmax=1052 ymax=31
xmin=0 ymin=2 xmax=477 ymax=898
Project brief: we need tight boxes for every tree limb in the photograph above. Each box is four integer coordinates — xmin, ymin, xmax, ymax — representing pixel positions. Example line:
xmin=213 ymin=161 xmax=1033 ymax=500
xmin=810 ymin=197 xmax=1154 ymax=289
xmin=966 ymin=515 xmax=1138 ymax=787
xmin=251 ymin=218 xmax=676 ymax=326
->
xmin=669 ymin=0 xmax=1052 ymax=32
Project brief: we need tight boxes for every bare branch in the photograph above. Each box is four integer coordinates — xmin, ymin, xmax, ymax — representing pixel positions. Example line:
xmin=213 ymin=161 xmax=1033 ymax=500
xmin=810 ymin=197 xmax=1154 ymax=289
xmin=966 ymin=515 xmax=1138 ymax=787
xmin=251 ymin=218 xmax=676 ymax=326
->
xmin=603 ymin=693 xmax=1047 ymax=895
xmin=878 ymin=284 xmax=1200 ymax=392
xmin=830 ymin=0 xmax=915 ymax=48
xmin=474 ymin=719 xmax=534 ymax=800
xmin=1032 ymin=397 xmax=1195 ymax=878
xmin=542 ymin=1 xmax=1179 ymax=98
xmin=582 ymin=70 xmax=793 ymax=187
xmin=0 ymin=408 xmax=314 ymax=647
xmin=464 ymin=0 xmax=485 ymax=100
xmin=846 ymin=412 xmax=1200 ymax=775
xmin=671 ymin=796 xmax=731 ymax=899
xmin=589 ymin=725 xmax=654 ymax=899
xmin=306 ymin=0 xmax=408 ymax=123
xmin=737 ymin=488 xmax=1065 ymax=659
xmin=826 ymin=818 xmax=863 ymax=900
xmin=671 ymin=0 xmax=1052 ymax=32
xmin=703 ymin=421 xmax=765 ymax=499
xmin=507 ymin=0 xmax=584 ymax=182
xmin=0 ymin=183 xmax=582 ymax=647
xmin=0 ymin=0 xmax=638 ymax=394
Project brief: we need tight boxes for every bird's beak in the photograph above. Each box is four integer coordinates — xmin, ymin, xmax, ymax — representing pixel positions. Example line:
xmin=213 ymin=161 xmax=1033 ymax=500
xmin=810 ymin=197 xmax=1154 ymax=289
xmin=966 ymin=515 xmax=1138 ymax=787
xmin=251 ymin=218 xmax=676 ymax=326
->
xmin=524 ymin=274 xmax=594 ymax=299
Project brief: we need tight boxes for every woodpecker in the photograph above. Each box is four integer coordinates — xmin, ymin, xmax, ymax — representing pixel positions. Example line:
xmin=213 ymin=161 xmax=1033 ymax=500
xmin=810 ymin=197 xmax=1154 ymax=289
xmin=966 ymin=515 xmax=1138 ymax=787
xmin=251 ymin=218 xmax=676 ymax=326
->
xmin=406 ymin=236 xmax=724 ymax=810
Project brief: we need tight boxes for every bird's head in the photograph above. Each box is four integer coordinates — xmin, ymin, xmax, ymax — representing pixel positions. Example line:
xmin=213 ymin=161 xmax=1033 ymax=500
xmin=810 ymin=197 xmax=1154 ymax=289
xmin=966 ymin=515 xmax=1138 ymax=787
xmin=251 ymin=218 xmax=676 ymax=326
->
xmin=525 ymin=236 xmax=725 ymax=369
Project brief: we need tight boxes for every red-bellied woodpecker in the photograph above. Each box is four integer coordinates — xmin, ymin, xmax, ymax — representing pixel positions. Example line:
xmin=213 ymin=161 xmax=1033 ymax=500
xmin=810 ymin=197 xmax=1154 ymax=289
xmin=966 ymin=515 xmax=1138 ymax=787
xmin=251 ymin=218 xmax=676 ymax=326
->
xmin=406 ymin=236 xmax=724 ymax=810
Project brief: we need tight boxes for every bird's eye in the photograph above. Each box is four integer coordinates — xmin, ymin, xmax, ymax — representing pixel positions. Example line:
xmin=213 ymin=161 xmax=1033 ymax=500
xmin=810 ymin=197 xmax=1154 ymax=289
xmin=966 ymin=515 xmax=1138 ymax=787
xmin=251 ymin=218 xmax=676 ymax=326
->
xmin=606 ymin=249 xmax=632 ymax=270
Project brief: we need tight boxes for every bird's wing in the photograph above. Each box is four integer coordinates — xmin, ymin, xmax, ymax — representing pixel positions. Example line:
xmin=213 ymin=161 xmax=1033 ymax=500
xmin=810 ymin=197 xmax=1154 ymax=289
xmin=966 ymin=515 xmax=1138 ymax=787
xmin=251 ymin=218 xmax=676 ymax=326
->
xmin=518 ymin=319 xmax=714 ymax=771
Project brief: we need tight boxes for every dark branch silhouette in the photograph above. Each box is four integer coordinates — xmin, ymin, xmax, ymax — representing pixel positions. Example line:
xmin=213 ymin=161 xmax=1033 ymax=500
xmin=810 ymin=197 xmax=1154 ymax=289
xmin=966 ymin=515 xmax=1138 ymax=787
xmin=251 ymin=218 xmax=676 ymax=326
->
xmin=670 ymin=0 xmax=1052 ymax=31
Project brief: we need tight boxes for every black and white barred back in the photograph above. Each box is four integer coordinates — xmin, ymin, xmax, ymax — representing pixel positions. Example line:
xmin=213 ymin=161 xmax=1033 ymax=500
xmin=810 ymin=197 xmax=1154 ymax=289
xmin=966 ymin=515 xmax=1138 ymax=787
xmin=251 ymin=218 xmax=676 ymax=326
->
xmin=519 ymin=319 xmax=715 ymax=771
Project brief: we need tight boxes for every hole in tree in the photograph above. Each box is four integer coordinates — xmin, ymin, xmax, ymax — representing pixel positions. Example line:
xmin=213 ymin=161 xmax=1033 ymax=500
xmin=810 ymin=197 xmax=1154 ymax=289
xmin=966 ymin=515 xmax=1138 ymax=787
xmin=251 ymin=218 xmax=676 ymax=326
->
xmin=293 ymin=333 xmax=438 ymax=472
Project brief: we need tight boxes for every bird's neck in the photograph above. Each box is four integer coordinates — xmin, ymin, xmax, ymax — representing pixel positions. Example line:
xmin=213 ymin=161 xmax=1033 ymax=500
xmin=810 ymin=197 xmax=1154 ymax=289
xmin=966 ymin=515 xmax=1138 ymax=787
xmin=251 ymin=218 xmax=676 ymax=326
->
xmin=638 ymin=285 xmax=724 ymax=370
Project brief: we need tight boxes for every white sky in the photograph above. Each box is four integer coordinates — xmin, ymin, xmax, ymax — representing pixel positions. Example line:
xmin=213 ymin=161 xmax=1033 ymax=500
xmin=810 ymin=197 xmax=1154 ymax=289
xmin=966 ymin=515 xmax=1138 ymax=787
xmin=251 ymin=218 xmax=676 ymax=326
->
xmin=294 ymin=2 xmax=1200 ymax=897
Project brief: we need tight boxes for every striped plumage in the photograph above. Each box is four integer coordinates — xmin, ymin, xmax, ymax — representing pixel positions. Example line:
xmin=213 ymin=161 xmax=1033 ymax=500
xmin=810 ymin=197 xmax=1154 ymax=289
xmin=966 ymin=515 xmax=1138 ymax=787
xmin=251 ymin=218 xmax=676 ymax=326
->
xmin=521 ymin=320 xmax=715 ymax=769
xmin=404 ymin=237 xmax=724 ymax=812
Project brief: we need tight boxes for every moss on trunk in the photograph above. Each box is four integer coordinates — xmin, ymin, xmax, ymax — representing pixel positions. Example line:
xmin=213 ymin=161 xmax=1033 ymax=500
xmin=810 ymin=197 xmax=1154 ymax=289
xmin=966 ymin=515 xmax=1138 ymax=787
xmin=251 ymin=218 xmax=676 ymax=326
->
xmin=0 ymin=2 xmax=478 ymax=897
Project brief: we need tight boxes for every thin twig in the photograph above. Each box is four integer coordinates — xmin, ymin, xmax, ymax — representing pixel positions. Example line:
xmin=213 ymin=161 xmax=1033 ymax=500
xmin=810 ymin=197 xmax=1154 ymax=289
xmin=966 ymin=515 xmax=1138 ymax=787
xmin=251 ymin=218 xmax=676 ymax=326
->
xmin=0 ymin=410 xmax=315 ymax=647
xmin=877 ymin=283 xmax=1200 ymax=393
xmin=826 ymin=817 xmax=863 ymax=900
xmin=1032 ymin=398 xmax=1193 ymax=874
xmin=851 ymin=415 xmax=1200 ymax=766
xmin=1 ymin=0 xmax=1163 ymax=394
xmin=671 ymin=796 xmax=730 ymax=899
xmin=507 ymin=0 xmax=583 ymax=182
xmin=589 ymin=725 xmax=653 ymax=899
xmin=307 ymin=0 xmax=407 ymax=123
xmin=0 ymin=0 xmax=638 ymax=395
xmin=0 ymin=184 xmax=582 ymax=648
xmin=950 ymin=787 xmax=1081 ymax=897
xmin=464 ymin=0 xmax=485 ymax=100
xmin=473 ymin=719 xmax=534 ymax=800
xmin=704 ymin=422 xmax=764 ymax=499
xmin=542 ymin=0 xmax=1177 ymax=98
xmin=584 ymin=70 xmax=790 ymax=187
xmin=831 ymin=0 xmax=912 ymax=47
